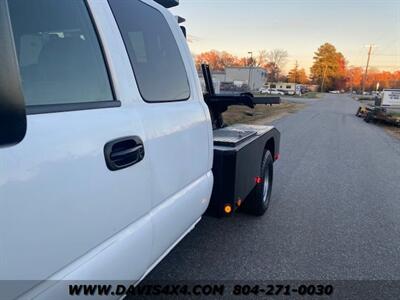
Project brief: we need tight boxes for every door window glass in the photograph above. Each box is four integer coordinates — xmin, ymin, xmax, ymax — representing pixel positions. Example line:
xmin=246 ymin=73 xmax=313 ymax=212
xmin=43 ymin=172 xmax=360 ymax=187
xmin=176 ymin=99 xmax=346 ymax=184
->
xmin=8 ymin=0 xmax=114 ymax=106
xmin=109 ymin=0 xmax=190 ymax=102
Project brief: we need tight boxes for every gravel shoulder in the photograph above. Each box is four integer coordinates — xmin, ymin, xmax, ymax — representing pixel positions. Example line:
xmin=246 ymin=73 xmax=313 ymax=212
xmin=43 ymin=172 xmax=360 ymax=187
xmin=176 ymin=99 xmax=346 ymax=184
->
xmin=384 ymin=125 xmax=400 ymax=139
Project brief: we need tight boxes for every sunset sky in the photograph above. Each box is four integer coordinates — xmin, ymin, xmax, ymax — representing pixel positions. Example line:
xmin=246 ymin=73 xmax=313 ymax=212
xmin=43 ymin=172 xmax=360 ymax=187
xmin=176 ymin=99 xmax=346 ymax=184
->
xmin=172 ymin=0 xmax=400 ymax=73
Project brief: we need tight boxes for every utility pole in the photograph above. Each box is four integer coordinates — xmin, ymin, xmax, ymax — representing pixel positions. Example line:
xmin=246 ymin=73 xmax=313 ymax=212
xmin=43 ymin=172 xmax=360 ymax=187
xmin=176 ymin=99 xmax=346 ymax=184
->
xmin=350 ymin=72 xmax=354 ymax=93
xmin=362 ymin=44 xmax=376 ymax=94
xmin=248 ymin=51 xmax=253 ymax=91
xmin=294 ymin=61 xmax=298 ymax=83
xmin=320 ymin=64 xmax=328 ymax=93
xmin=349 ymin=65 xmax=354 ymax=94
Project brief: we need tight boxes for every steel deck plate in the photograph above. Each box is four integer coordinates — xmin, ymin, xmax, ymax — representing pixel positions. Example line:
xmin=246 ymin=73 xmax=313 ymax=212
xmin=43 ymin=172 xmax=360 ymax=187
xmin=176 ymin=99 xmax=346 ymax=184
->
xmin=213 ymin=128 xmax=257 ymax=147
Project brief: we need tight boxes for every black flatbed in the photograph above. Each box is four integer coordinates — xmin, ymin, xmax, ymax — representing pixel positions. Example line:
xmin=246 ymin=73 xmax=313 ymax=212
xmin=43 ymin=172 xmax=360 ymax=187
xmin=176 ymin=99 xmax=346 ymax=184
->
xmin=200 ymin=64 xmax=281 ymax=217
xmin=208 ymin=124 xmax=280 ymax=217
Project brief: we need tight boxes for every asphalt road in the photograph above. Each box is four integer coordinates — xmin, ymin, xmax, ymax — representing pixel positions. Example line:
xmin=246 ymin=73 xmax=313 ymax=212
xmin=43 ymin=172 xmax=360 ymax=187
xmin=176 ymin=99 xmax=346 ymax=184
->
xmin=144 ymin=94 xmax=400 ymax=282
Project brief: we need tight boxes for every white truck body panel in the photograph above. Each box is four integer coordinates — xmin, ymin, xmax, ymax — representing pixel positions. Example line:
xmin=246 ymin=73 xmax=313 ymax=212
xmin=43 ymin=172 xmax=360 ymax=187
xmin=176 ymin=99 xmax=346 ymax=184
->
xmin=0 ymin=0 xmax=213 ymax=298
xmin=0 ymin=107 xmax=152 ymax=281
xmin=382 ymin=89 xmax=400 ymax=107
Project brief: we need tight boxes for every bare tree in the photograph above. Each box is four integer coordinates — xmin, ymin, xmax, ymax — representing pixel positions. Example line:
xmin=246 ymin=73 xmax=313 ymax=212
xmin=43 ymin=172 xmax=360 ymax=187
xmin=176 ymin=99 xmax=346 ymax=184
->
xmin=255 ymin=50 xmax=268 ymax=67
xmin=267 ymin=49 xmax=288 ymax=68
xmin=266 ymin=49 xmax=289 ymax=80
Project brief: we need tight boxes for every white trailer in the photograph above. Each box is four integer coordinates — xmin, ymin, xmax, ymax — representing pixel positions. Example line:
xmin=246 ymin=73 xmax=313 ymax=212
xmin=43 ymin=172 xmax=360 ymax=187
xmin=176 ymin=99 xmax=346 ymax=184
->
xmin=357 ymin=89 xmax=400 ymax=125
xmin=382 ymin=89 xmax=400 ymax=107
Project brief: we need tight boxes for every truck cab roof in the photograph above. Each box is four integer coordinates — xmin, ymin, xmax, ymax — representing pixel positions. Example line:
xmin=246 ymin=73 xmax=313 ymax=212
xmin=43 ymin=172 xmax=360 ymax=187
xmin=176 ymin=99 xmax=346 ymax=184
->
xmin=154 ymin=0 xmax=179 ymax=8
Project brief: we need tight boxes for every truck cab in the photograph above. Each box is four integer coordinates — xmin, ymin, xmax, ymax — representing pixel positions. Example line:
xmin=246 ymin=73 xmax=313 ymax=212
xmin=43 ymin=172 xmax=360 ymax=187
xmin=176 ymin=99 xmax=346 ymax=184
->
xmin=0 ymin=0 xmax=279 ymax=298
xmin=1 ymin=0 xmax=212 ymax=297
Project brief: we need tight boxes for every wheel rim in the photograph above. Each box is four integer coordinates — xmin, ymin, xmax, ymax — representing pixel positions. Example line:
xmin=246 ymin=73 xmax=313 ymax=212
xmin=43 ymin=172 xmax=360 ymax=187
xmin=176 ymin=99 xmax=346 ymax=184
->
xmin=262 ymin=165 xmax=270 ymax=203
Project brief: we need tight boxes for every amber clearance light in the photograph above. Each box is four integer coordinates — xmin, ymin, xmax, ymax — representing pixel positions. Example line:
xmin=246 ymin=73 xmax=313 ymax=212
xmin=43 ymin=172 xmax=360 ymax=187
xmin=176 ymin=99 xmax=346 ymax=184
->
xmin=224 ymin=204 xmax=232 ymax=214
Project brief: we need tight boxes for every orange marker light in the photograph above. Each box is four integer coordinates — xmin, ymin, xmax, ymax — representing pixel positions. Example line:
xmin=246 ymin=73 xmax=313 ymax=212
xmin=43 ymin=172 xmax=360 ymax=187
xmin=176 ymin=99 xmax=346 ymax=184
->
xmin=237 ymin=198 xmax=242 ymax=207
xmin=224 ymin=204 xmax=232 ymax=214
xmin=255 ymin=176 xmax=263 ymax=184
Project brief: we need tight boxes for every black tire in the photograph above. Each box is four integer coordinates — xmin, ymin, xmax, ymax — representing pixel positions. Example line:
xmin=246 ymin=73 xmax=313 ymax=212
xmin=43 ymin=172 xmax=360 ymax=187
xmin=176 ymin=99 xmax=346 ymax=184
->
xmin=244 ymin=150 xmax=274 ymax=216
xmin=364 ymin=113 xmax=373 ymax=123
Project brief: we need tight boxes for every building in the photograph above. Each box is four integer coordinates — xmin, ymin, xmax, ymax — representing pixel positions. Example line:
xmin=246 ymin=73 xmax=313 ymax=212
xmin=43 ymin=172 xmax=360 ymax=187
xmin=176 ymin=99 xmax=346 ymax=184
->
xmin=198 ymin=67 xmax=268 ymax=93
xmin=266 ymin=82 xmax=297 ymax=94
xmin=225 ymin=67 xmax=267 ymax=91
xmin=265 ymin=82 xmax=320 ymax=94
xmin=198 ymin=71 xmax=225 ymax=94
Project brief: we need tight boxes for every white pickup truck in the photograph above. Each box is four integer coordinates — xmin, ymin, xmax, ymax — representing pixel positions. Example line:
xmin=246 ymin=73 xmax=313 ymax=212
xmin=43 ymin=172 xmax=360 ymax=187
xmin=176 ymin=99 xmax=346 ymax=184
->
xmin=0 ymin=0 xmax=280 ymax=298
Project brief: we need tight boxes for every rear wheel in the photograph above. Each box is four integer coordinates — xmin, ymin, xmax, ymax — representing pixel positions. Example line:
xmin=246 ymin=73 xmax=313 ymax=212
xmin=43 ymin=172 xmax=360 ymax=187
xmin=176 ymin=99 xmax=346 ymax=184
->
xmin=244 ymin=150 xmax=273 ymax=216
xmin=364 ymin=112 xmax=373 ymax=123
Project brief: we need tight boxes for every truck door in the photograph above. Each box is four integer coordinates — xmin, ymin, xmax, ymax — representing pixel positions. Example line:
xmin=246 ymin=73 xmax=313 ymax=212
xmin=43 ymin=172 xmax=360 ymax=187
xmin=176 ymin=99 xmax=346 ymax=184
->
xmin=0 ymin=0 xmax=152 ymax=293
xmin=108 ymin=0 xmax=214 ymax=264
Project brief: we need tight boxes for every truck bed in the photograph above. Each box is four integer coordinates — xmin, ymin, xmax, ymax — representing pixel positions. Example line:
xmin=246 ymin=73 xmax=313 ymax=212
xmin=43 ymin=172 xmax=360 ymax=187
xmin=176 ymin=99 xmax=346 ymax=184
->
xmin=208 ymin=124 xmax=280 ymax=217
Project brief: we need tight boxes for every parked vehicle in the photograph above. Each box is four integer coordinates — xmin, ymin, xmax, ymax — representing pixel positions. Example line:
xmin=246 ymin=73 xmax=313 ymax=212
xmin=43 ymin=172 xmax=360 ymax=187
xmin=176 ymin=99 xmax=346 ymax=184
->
xmin=259 ymin=87 xmax=270 ymax=94
xmin=269 ymin=88 xmax=285 ymax=96
xmin=371 ymin=91 xmax=382 ymax=97
xmin=277 ymin=89 xmax=287 ymax=95
xmin=0 ymin=0 xmax=281 ymax=299
xmin=329 ymin=90 xmax=340 ymax=94
xmin=259 ymin=87 xmax=288 ymax=96
xmin=356 ymin=89 xmax=400 ymax=126
xmin=300 ymin=86 xmax=309 ymax=94
xmin=276 ymin=89 xmax=295 ymax=96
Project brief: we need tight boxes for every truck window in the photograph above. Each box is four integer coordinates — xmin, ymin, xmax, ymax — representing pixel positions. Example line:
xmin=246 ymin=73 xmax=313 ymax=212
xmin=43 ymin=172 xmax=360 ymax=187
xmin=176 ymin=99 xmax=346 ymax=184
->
xmin=8 ymin=0 xmax=114 ymax=107
xmin=109 ymin=0 xmax=190 ymax=102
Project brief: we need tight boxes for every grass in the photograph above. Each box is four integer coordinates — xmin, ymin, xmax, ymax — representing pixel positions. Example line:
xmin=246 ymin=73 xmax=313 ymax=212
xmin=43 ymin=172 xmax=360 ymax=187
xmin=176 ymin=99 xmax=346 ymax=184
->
xmin=357 ymin=96 xmax=375 ymax=101
xmin=302 ymin=92 xmax=322 ymax=99
xmin=254 ymin=92 xmax=321 ymax=99
xmin=288 ymin=92 xmax=322 ymax=99
xmin=223 ymin=102 xmax=306 ymax=126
